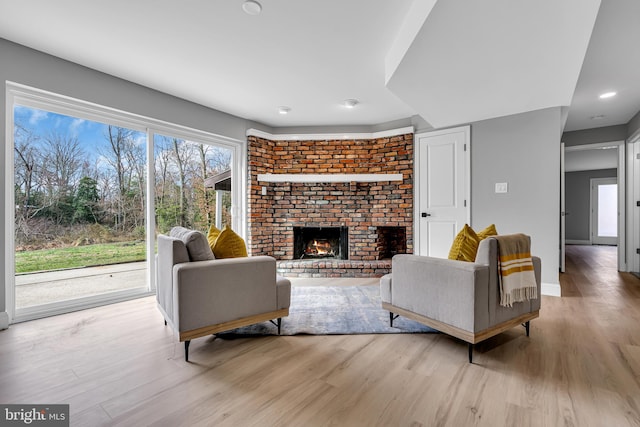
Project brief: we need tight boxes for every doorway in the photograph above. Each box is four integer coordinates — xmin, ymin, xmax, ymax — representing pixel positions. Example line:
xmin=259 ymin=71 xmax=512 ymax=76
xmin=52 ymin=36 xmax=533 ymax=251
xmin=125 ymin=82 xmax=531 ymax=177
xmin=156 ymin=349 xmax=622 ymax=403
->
xmin=591 ymin=177 xmax=617 ymax=245
xmin=414 ymin=126 xmax=470 ymax=258
xmin=562 ymin=141 xmax=625 ymax=272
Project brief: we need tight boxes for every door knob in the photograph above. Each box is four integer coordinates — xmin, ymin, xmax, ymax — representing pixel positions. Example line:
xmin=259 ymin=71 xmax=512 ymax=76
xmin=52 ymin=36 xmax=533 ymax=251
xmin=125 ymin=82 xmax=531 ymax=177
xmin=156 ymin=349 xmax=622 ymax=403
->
xmin=421 ymin=212 xmax=431 ymax=217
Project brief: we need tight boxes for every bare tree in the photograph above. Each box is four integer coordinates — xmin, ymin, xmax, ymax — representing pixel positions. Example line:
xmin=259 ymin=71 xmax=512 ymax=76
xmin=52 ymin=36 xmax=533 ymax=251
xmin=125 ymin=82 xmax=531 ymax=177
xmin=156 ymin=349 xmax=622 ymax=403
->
xmin=197 ymin=143 xmax=213 ymax=226
xmin=171 ymin=137 xmax=192 ymax=227
xmin=124 ymin=137 xmax=147 ymax=229
xmin=101 ymin=125 xmax=144 ymax=231
xmin=39 ymin=132 xmax=84 ymax=225
xmin=13 ymin=122 xmax=44 ymax=243
xmin=13 ymin=122 xmax=40 ymax=217
xmin=154 ymin=139 xmax=172 ymax=208
xmin=42 ymin=132 xmax=83 ymax=189
xmin=209 ymin=146 xmax=232 ymax=174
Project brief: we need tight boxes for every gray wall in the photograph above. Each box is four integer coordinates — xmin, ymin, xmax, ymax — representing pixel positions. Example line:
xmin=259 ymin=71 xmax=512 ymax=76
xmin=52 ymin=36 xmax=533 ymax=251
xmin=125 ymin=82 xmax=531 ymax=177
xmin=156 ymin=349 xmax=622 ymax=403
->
xmin=628 ymin=110 xmax=640 ymax=138
xmin=565 ymin=169 xmax=617 ymax=241
xmin=471 ymin=107 xmax=562 ymax=285
xmin=0 ymin=38 xmax=568 ymax=319
xmin=562 ymin=125 xmax=627 ymax=147
xmin=0 ymin=38 xmax=259 ymax=319
xmin=561 ymin=109 xmax=640 ymax=144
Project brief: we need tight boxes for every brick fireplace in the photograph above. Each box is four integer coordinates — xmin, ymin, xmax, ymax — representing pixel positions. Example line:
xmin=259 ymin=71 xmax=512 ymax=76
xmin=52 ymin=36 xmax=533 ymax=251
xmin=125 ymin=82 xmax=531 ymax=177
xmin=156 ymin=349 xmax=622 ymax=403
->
xmin=293 ymin=226 xmax=349 ymax=260
xmin=247 ymin=130 xmax=414 ymax=277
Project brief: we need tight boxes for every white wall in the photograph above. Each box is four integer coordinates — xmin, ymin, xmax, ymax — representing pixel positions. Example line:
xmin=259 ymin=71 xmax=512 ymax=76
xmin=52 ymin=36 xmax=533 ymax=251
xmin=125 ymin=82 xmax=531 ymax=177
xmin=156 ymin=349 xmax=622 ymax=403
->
xmin=471 ymin=107 xmax=562 ymax=292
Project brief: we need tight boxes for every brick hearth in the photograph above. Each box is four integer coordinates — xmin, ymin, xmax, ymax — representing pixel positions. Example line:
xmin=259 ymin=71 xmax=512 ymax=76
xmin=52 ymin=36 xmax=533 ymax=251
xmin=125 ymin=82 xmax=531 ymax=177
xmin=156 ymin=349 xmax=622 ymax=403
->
xmin=276 ymin=259 xmax=392 ymax=278
xmin=247 ymin=132 xmax=414 ymax=277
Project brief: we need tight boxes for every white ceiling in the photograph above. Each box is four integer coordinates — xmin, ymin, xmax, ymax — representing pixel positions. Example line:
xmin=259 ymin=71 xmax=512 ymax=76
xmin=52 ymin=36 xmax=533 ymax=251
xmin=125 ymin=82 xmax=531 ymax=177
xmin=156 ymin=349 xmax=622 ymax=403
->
xmin=563 ymin=0 xmax=640 ymax=131
xmin=387 ymin=0 xmax=602 ymax=129
xmin=0 ymin=0 xmax=638 ymax=132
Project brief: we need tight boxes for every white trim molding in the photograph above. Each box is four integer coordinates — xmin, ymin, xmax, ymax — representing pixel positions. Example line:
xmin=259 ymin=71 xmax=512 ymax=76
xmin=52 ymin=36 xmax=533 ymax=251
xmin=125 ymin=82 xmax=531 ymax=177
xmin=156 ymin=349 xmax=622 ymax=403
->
xmin=564 ymin=141 xmax=623 ymax=151
xmin=246 ymin=126 xmax=414 ymax=141
xmin=0 ymin=312 xmax=8 ymax=330
xmin=257 ymin=173 xmax=403 ymax=183
xmin=11 ymin=290 xmax=154 ymax=324
xmin=542 ymin=282 xmax=562 ymax=297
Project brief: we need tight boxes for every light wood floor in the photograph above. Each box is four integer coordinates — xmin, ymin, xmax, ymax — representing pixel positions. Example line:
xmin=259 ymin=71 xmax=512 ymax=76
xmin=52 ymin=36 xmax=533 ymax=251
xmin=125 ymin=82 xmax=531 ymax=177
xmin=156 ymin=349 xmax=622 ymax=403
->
xmin=1 ymin=245 xmax=639 ymax=426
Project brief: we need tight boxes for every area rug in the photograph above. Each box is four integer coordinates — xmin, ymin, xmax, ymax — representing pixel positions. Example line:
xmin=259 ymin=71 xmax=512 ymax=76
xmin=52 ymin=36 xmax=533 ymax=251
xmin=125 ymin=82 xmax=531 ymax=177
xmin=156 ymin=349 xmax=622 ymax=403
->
xmin=217 ymin=285 xmax=436 ymax=337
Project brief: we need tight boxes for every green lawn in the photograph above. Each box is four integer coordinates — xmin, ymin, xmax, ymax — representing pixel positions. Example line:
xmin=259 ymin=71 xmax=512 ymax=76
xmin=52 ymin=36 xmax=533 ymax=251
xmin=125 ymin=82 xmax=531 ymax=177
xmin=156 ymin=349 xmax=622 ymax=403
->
xmin=15 ymin=241 xmax=147 ymax=274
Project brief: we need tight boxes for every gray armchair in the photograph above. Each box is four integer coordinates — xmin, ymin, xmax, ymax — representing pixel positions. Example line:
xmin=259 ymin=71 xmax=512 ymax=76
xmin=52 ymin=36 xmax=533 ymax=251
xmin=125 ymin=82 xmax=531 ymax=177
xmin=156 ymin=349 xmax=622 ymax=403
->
xmin=380 ymin=236 xmax=541 ymax=362
xmin=156 ymin=233 xmax=291 ymax=361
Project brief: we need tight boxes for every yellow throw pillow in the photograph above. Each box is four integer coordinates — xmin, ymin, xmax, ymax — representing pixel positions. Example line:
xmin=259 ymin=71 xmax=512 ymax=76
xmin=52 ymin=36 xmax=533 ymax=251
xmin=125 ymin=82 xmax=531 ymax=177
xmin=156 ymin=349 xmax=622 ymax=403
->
xmin=212 ymin=225 xmax=248 ymax=259
xmin=448 ymin=224 xmax=480 ymax=262
xmin=207 ymin=224 xmax=222 ymax=250
xmin=477 ymin=224 xmax=498 ymax=240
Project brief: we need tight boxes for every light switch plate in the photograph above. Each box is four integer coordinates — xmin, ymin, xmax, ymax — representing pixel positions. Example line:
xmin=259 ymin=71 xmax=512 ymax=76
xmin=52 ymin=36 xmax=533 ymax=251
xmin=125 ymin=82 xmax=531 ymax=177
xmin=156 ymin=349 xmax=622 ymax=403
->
xmin=495 ymin=182 xmax=508 ymax=193
xmin=261 ymin=186 xmax=267 ymax=196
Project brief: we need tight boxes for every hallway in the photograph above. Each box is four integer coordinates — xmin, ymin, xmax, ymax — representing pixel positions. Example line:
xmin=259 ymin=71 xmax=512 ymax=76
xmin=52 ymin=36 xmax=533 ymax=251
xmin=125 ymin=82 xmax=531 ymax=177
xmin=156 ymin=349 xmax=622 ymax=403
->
xmin=561 ymin=244 xmax=638 ymax=298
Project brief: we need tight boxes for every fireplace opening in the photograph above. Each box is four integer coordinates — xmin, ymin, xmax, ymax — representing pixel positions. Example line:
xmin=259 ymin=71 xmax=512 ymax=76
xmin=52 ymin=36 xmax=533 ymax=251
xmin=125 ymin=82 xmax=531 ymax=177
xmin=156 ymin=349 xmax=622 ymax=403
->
xmin=376 ymin=226 xmax=407 ymax=259
xmin=293 ymin=226 xmax=348 ymax=260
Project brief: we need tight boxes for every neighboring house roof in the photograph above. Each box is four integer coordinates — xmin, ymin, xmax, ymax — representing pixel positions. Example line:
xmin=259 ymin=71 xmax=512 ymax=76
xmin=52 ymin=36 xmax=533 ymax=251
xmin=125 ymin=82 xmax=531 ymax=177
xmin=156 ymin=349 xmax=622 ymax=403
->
xmin=204 ymin=170 xmax=231 ymax=191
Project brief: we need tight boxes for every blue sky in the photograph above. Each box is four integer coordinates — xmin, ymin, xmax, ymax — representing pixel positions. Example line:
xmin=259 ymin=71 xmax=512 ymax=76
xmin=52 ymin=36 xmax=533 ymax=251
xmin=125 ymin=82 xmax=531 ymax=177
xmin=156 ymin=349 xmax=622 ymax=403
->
xmin=13 ymin=105 xmax=119 ymax=153
xmin=13 ymin=105 xmax=232 ymax=171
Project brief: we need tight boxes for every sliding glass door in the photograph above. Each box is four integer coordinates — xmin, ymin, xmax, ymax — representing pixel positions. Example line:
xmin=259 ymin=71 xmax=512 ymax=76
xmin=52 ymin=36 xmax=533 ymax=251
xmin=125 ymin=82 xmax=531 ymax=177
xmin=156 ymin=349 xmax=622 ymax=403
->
xmin=153 ymin=134 xmax=233 ymax=234
xmin=12 ymin=105 xmax=149 ymax=319
xmin=7 ymin=83 xmax=244 ymax=323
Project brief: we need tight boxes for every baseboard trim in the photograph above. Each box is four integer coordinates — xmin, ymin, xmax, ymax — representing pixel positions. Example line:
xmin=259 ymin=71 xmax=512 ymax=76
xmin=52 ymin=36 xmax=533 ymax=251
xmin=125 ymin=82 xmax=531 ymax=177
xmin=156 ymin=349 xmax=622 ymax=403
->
xmin=0 ymin=312 xmax=8 ymax=330
xmin=542 ymin=282 xmax=561 ymax=297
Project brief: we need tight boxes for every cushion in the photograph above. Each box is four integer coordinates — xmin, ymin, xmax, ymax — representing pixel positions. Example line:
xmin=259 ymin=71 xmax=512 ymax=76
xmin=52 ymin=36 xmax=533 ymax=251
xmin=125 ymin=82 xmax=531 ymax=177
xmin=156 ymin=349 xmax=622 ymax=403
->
xmin=477 ymin=224 xmax=498 ymax=240
xmin=169 ymin=226 xmax=215 ymax=261
xmin=211 ymin=225 xmax=248 ymax=259
xmin=207 ymin=224 xmax=222 ymax=249
xmin=448 ymin=224 xmax=479 ymax=262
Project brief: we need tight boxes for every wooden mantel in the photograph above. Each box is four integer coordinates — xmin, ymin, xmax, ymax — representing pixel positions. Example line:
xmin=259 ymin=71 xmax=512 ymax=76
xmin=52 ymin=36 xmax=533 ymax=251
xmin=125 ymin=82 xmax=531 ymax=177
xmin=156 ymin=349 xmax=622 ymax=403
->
xmin=256 ymin=173 xmax=403 ymax=183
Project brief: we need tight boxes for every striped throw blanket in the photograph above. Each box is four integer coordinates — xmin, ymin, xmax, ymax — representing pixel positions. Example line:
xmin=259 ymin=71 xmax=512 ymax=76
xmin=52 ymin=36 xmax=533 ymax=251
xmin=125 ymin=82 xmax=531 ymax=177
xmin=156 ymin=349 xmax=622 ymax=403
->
xmin=495 ymin=234 xmax=538 ymax=307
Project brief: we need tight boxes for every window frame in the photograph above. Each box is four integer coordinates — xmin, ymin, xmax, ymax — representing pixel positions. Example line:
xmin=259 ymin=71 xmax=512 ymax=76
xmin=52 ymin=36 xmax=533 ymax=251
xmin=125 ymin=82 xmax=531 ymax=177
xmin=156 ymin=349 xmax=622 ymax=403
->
xmin=5 ymin=82 xmax=246 ymax=323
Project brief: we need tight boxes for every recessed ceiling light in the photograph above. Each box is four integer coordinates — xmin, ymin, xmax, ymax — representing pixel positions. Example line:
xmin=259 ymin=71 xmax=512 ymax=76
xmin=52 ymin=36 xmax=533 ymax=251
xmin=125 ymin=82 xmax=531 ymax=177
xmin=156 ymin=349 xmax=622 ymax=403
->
xmin=599 ymin=91 xmax=617 ymax=99
xmin=242 ymin=0 xmax=262 ymax=15
xmin=278 ymin=106 xmax=291 ymax=115
xmin=590 ymin=115 xmax=605 ymax=120
xmin=343 ymin=99 xmax=359 ymax=109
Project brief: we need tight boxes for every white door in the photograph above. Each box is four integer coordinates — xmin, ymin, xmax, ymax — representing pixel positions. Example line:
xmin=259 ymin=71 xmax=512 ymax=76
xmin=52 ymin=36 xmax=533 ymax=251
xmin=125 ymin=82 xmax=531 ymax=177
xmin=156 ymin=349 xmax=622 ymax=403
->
xmin=415 ymin=126 xmax=470 ymax=258
xmin=591 ymin=177 xmax=618 ymax=246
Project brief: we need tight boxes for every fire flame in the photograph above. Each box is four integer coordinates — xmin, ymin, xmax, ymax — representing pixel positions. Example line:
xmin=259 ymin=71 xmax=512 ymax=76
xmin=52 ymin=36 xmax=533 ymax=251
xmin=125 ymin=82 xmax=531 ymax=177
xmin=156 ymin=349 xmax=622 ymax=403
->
xmin=312 ymin=239 xmax=332 ymax=255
